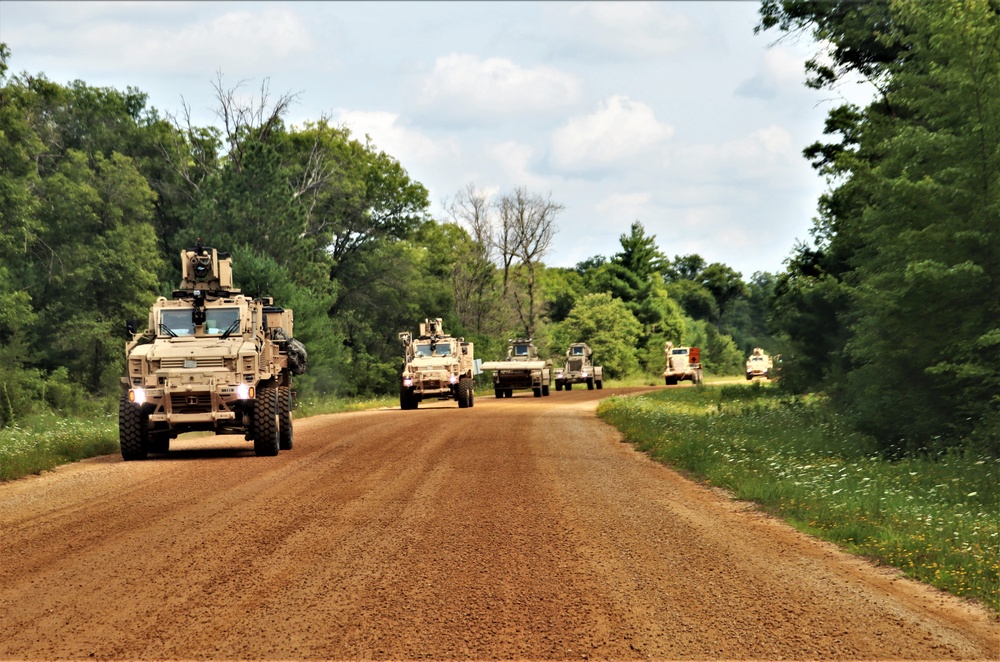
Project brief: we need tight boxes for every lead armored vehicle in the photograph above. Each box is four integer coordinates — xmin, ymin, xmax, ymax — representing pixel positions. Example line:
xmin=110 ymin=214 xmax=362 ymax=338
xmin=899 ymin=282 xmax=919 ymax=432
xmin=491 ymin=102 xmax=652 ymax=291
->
xmin=554 ymin=342 xmax=603 ymax=390
xmin=481 ymin=338 xmax=552 ymax=398
xmin=398 ymin=318 xmax=476 ymax=409
xmin=745 ymin=347 xmax=773 ymax=380
xmin=119 ymin=243 xmax=307 ymax=460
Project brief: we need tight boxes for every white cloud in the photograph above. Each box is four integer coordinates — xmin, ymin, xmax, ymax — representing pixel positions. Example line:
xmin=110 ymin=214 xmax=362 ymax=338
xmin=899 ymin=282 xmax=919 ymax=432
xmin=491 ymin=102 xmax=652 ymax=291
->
xmin=736 ymin=46 xmax=809 ymax=100
xmin=561 ymin=1 xmax=698 ymax=57
xmin=417 ymin=54 xmax=582 ymax=116
xmin=551 ymin=96 xmax=675 ymax=173
xmin=13 ymin=5 xmax=314 ymax=73
xmin=333 ymin=110 xmax=459 ymax=166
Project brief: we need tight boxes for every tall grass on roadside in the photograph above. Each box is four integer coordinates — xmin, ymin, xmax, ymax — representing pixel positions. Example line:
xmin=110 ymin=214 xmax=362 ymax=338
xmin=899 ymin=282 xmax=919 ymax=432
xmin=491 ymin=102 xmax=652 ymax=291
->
xmin=0 ymin=413 xmax=118 ymax=482
xmin=598 ymin=384 xmax=1000 ymax=613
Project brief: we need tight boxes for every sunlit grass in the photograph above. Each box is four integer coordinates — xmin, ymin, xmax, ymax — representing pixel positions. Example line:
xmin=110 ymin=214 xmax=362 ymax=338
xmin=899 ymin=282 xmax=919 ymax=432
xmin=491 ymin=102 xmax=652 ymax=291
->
xmin=0 ymin=412 xmax=118 ymax=482
xmin=597 ymin=383 xmax=1000 ymax=613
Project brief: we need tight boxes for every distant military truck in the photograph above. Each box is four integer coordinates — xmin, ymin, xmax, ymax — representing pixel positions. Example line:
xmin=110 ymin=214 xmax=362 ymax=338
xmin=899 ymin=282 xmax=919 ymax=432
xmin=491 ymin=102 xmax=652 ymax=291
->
xmin=745 ymin=347 xmax=773 ymax=380
xmin=554 ymin=342 xmax=603 ymax=391
xmin=398 ymin=318 xmax=475 ymax=409
xmin=481 ymin=338 xmax=552 ymax=398
xmin=120 ymin=242 xmax=308 ymax=460
xmin=663 ymin=341 xmax=703 ymax=385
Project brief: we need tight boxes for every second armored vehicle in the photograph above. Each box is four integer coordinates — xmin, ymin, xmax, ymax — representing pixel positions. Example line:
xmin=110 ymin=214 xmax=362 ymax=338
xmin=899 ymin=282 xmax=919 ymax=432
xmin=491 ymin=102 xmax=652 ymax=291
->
xmin=481 ymin=338 xmax=552 ymax=398
xmin=663 ymin=341 xmax=703 ymax=385
xmin=745 ymin=347 xmax=773 ymax=380
xmin=398 ymin=318 xmax=476 ymax=409
xmin=119 ymin=242 xmax=308 ymax=460
xmin=554 ymin=342 xmax=603 ymax=390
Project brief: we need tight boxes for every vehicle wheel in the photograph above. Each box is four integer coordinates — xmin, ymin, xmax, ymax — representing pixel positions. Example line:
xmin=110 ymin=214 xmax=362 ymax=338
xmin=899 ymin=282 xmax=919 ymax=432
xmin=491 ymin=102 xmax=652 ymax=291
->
xmin=533 ymin=387 xmax=541 ymax=398
xmin=505 ymin=388 xmax=513 ymax=398
xmin=542 ymin=384 xmax=550 ymax=396
xmin=597 ymin=380 xmax=603 ymax=390
xmin=457 ymin=377 xmax=473 ymax=408
xmin=495 ymin=388 xmax=503 ymax=399
xmin=119 ymin=392 xmax=148 ymax=461
xmin=278 ymin=386 xmax=294 ymax=450
xmin=746 ymin=372 xmax=753 ymax=381
xmin=587 ymin=377 xmax=595 ymax=390
xmin=253 ymin=387 xmax=280 ymax=456
xmin=666 ymin=376 xmax=678 ymax=386
xmin=565 ymin=382 xmax=572 ymax=391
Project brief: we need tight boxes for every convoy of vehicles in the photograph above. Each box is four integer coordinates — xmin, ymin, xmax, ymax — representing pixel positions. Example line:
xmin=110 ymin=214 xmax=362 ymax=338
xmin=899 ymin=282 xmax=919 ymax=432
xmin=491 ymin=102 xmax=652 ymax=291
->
xmin=554 ymin=342 xmax=603 ymax=391
xmin=663 ymin=342 xmax=703 ymax=385
xmin=480 ymin=338 xmax=552 ymax=398
xmin=398 ymin=318 xmax=476 ymax=409
xmin=119 ymin=242 xmax=307 ymax=460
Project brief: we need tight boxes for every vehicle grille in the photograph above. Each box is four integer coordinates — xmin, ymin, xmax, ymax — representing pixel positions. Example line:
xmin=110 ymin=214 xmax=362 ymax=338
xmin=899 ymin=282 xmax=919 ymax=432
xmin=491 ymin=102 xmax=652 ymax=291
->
xmin=171 ymin=393 xmax=213 ymax=413
xmin=160 ymin=357 xmax=225 ymax=369
xmin=568 ymin=358 xmax=584 ymax=371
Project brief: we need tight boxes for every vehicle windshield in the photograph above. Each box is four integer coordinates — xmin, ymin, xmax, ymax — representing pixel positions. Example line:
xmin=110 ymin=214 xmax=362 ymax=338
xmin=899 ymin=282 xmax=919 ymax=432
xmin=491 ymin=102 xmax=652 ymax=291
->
xmin=203 ymin=307 xmax=241 ymax=336
xmin=672 ymin=349 xmax=688 ymax=355
xmin=414 ymin=342 xmax=452 ymax=357
xmin=571 ymin=346 xmax=584 ymax=355
xmin=159 ymin=309 xmax=195 ymax=336
xmin=514 ymin=345 xmax=529 ymax=357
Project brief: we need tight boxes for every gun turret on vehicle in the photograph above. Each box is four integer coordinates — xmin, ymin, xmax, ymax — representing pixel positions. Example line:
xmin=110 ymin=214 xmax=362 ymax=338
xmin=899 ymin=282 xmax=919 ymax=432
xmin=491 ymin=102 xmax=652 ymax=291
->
xmin=119 ymin=241 xmax=307 ymax=460
xmin=554 ymin=342 xmax=603 ymax=391
xmin=663 ymin=341 xmax=703 ymax=385
xmin=398 ymin=318 xmax=476 ymax=410
xmin=480 ymin=338 xmax=552 ymax=398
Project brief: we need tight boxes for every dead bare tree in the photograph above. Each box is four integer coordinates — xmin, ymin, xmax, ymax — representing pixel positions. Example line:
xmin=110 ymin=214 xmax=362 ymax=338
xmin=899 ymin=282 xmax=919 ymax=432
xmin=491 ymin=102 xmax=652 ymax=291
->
xmin=446 ymin=183 xmax=502 ymax=335
xmin=497 ymin=187 xmax=562 ymax=338
xmin=210 ymin=71 xmax=300 ymax=173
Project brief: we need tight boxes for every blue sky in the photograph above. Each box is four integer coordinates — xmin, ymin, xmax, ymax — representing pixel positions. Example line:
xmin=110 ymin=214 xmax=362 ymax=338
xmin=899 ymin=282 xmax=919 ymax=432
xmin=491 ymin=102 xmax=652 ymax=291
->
xmin=1 ymin=1 xmax=875 ymax=278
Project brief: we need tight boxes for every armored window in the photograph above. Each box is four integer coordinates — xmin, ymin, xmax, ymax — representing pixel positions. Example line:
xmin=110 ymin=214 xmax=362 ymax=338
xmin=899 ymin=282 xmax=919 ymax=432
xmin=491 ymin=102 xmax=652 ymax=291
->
xmin=572 ymin=346 xmax=584 ymax=355
xmin=203 ymin=307 xmax=241 ymax=335
xmin=415 ymin=343 xmax=432 ymax=357
xmin=514 ymin=345 xmax=529 ymax=356
xmin=433 ymin=344 xmax=452 ymax=357
xmin=160 ymin=310 xmax=195 ymax=336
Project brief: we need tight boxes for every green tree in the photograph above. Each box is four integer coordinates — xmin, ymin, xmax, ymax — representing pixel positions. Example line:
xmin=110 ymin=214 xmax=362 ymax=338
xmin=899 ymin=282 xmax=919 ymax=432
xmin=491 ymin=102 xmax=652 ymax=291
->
xmin=552 ymin=293 xmax=643 ymax=378
xmin=612 ymin=221 xmax=667 ymax=280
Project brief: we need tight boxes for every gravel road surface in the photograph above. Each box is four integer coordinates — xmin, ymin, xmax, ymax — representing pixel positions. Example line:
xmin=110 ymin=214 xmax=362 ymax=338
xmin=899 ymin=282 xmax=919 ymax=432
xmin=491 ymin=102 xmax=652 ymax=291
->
xmin=1 ymin=386 xmax=996 ymax=659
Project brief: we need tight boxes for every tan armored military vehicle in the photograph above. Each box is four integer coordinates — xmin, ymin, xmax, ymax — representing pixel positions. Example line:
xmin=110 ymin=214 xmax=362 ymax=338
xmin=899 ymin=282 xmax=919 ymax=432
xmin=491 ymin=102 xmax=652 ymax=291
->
xmin=481 ymin=338 xmax=552 ymax=398
xmin=745 ymin=347 xmax=773 ymax=380
xmin=554 ymin=342 xmax=603 ymax=391
xmin=398 ymin=318 xmax=475 ymax=409
xmin=663 ymin=341 xmax=703 ymax=385
xmin=119 ymin=242 xmax=307 ymax=460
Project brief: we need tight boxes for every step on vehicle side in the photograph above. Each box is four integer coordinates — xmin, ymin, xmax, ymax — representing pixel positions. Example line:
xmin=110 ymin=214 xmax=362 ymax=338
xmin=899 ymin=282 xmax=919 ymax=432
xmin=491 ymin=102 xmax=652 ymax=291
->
xmin=398 ymin=318 xmax=476 ymax=409
xmin=481 ymin=338 xmax=552 ymax=398
xmin=119 ymin=242 xmax=308 ymax=460
xmin=554 ymin=342 xmax=603 ymax=391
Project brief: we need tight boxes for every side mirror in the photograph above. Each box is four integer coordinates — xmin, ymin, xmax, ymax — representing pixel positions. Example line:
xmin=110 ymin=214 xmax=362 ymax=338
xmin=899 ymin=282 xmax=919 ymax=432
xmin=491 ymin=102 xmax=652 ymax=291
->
xmin=126 ymin=319 xmax=138 ymax=335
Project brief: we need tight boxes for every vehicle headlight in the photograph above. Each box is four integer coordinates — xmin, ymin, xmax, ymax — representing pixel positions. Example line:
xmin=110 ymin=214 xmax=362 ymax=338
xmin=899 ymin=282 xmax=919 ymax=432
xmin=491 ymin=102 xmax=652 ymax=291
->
xmin=129 ymin=388 xmax=146 ymax=405
xmin=449 ymin=375 xmax=458 ymax=384
xmin=582 ymin=371 xmax=588 ymax=377
xmin=236 ymin=383 xmax=254 ymax=399
xmin=403 ymin=377 xmax=413 ymax=387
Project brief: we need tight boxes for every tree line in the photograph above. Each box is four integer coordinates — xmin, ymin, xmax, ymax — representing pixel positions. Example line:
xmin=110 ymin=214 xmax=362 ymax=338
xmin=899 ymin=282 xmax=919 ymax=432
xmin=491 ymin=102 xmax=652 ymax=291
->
xmin=2 ymin=0 xmax=997 ymax=459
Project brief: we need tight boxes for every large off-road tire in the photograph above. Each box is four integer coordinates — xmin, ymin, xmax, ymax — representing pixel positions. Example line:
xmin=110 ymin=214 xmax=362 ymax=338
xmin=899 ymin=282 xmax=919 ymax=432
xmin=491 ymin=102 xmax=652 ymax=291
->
xmin=119 ymin=392 xmax=149 ymax=461
xmin=587 ymin=377 xmax=595 ymax=390
xmin=253 ymin=387 xmax=280 ymax=457
xmin=542 ymin=384 xmax=550 ymax=396
xmin=565 ymin=382 xmax=572 ymax=391
xmin=457 ymin=377 xmax=473 ymax=408
xmin=505 ymin=388 xmax=513 ymax=398
xmin=495 ymin=388 xmax=503 ymax=399
xmin=278 ymin=386 xmax=294 ymax=450
xmin=665 ymin=376 xmax=678 ymax=386
xmin=596 ymin=380 xmax=603 ymax=390
xmin=555 ymin=381 xmax=563 ymax=391
xmin=533 ymin=387 xmax=541 ymax=398
xmin=400 ymin=386 xmax=418 ymax=410
xmin=746 ymin=372 xmax=753 ymax=381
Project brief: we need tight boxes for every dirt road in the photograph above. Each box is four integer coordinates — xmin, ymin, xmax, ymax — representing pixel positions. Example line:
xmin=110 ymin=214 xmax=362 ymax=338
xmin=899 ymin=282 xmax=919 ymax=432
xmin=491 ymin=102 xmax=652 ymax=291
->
xmin=1 ymin=387 xmax=996 ymax=660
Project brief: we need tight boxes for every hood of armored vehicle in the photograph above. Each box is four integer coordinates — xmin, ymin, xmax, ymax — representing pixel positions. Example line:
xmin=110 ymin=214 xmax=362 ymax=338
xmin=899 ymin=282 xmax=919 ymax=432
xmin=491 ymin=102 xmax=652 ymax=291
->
xmin=131 ymin=337 xmax=251 ymax=367
xmin=407 ymin=355 xmax=460 ymax=372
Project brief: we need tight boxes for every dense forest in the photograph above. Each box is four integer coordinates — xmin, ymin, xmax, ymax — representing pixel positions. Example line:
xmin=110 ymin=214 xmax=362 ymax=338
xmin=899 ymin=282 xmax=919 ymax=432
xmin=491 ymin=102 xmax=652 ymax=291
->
xmin=0 ymin=0 xmax=996 ymax=458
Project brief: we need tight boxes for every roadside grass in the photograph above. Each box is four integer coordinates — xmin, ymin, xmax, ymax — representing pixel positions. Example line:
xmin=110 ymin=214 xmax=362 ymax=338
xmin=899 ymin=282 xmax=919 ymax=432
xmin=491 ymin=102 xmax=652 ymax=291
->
xmin=0 ymin=411 xmax=118 ymax=482
xmin=597 ymin=383 xmax=1000 ymax=613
